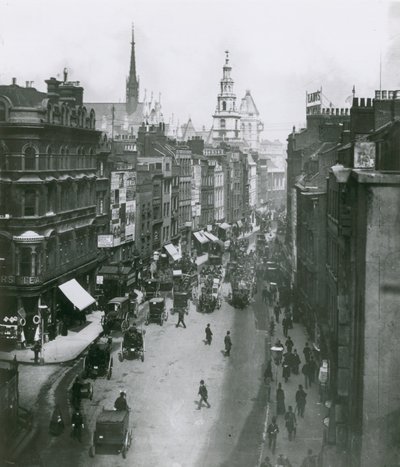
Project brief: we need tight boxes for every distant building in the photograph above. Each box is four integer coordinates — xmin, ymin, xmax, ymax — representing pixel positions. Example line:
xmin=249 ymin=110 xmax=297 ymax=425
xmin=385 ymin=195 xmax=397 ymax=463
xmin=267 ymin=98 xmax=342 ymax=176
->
xmin=212 ymin=52 xmax=242 ymax=146
xmin=86 ymin=27 xmax=163 ymax=139
xmin=240 ymin=90 xmax=264 ymax=151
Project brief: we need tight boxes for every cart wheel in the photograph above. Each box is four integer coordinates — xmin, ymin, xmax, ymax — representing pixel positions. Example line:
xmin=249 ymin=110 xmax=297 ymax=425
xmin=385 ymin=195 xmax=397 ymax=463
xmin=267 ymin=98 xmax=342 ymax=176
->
xmin=122 ymin=447 xmax=127 ymax=459
xmin=118 ymin=353 xmax=123 ymax=362
xmin=160 ymin=318 xmax=163 ymax=326
xmin=165 ymin=312 xmax=168 ymax=321
xmin=107 ymin=367 xmax=112 ymax=380
xmin=141 ymin=354 xmax=144 ymax=362
xmin=89 ymin=385 xmax=93 ymax=400
xmin=89 ymin=445 xmax=95 ymax=457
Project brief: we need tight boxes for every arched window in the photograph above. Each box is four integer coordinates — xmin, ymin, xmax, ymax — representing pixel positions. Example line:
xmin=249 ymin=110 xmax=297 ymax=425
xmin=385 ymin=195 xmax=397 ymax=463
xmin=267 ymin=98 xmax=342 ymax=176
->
xmin=0 ymin=102 xmax=6 ymax=121
xmin=24 ymin=189 xmax=36 ymax=216
xmin=220 ymin=119 xmax=226 ymax=129
xmin=222 ymin=101 xmax=226 ymax=111
xmin=24 ymin=146 xmax=36 ymax=170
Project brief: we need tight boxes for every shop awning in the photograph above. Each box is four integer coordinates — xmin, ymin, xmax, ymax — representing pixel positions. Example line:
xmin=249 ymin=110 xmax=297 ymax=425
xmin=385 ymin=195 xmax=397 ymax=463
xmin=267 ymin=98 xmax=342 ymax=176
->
xmin=203 ymin=231 xmax=219 ymax=243
xmin=236 ymin=220 xmax=243 ymax=228
xmin=219 ymin=222 xmax=231 ymax=230
xmin=58 ymin=279 xmax=96 ymax=311
xmin=164 ymin=243 xmax=181 ymax=261
xmin=193 ymin=231 xmax=209 ymax=244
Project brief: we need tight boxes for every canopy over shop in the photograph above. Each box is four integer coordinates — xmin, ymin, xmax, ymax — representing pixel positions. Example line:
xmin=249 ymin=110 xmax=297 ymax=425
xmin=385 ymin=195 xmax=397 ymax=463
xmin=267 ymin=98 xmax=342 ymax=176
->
xmin=58 ymin=279 xmax=96 ymax=311
xmin=192 ymin=231 xmax=209 ymax=254
xmin=163 ymin=243 xmax=182 ymax=262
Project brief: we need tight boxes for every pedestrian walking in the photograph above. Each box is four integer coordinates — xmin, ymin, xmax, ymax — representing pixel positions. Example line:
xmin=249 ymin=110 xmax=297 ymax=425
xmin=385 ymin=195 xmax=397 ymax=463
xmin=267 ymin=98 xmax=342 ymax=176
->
xmin=303 ymin=342 xmax=311 ymax=362
xmin=308 ymin=356 xmax=317 ymax=385
xmin=267 ymin=416 xmax=279 ymax=454
xmin=300 ymin=448 xmax=318 ymax=467
xmin=197 ymin=380 xmax=211 ymax=409
xmin=295 ymin=384 xmax=307 ymax=418
xmin=284 ymin=406 xmax=297 ymax=441
xmin=282 ymin=355 xmax=291 ymax=383
xmin=291 ymin=349 xmax=301 ymax=375
xmin=205 ymin=324 xmax=213 ymax=345
xmin=282 ymin=316 xmax=289 ymax=338
xmin=262 ymin=287 xmax=268 ymax=304
xmin=32 ymin=341 xmax=41 ymax=364
xmin=276 ymin=382 xmax=286 ymax=416
xmin=260 ymin=456 xmax=273 ymax=467
xmin=176 ymin=309 xmax=187 ymax=328
xmin=274 ymin=305 xmax=281 ymax=323
xmin=285 ymin=336 xmax=294 ymax=353
xmin=71 ymin=408 xmax=84 ymax=442
xmin=224 ymin=331 xmax=232 ymax=356
xmin=302 ymin=361 xmax=312 ymax=389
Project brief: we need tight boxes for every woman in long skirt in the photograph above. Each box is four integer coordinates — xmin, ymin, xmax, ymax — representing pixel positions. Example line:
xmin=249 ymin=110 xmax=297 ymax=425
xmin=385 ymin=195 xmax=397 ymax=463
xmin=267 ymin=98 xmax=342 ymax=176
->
xmin=276 ymin=382 xmax=286 ymax=416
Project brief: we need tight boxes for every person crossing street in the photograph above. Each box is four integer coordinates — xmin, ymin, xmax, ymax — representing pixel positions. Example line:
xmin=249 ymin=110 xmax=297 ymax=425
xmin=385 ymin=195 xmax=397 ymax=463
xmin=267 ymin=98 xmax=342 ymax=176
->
xmin=267 ymin=415 xmax=279 ymax=454
xmin=176 ymin=309 xmax=187 ymax=328
xmin=197 ymin=380 xmax=211 ymax=409
xmin=224 ymin=331 xmax=232 ymax=356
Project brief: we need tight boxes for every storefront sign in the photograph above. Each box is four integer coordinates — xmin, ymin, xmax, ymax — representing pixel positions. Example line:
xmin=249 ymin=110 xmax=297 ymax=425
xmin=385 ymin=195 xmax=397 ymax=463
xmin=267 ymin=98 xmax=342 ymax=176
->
xmin=97 ymin=235 xmax=114 ymax=248
xmin=306 ymin=89 xmax=322 ymax=115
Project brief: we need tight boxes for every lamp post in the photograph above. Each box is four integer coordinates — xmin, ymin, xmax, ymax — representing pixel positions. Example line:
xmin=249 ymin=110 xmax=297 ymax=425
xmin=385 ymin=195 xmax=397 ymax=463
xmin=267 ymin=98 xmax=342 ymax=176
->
xmin=38 ymin=300 xmax=48 ymax=365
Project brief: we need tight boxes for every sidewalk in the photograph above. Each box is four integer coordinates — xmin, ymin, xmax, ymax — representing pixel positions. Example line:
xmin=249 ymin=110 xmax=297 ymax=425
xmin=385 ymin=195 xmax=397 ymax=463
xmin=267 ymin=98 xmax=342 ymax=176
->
xmin=0 ymin=289 xmax=148 ymax=365
xmin=259 ymin=303 xmax=325 ymax=467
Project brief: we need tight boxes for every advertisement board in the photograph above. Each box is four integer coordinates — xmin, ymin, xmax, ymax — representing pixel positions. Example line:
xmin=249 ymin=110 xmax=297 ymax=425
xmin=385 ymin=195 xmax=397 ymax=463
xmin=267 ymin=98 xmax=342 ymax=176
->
xmin=97 ymin=235 xmax=114 ymax=248
xmin=306 ymin=89 xmax=322 ymax=115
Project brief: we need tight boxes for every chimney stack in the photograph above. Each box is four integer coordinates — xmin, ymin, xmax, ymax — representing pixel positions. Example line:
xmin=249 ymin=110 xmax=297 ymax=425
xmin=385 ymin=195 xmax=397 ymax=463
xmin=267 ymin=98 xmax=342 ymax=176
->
xmin=45 ymin=77 xmax=61 ymax=104
xmin=12 ymin=77 xmax=17 ymax=85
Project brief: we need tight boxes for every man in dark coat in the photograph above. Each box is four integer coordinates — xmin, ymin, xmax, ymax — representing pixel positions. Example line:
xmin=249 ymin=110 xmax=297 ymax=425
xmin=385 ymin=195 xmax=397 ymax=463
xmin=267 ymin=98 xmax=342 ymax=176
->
xmin=205 ymin=324 xmax=213 ymax=345
xmin=282 ymin=317 xmax=289 ymax=338
xmin=296 ymin=384 xmax=307 ymax=417
xmin=71 ymin=376 xmax=82 ymax=409
xmin=224 ymin=331 xmax=232 ymax=356
xmin=32 ymin=341 xmax=41 ymax=364
xmin=285 ymin=336 xmax=294 ymax=353
xmin=303 ymin=342 xmax=311 ymax=362
xmin=114 ymin=391 xmax=129 ymax=411
xmin=197 ymin=380 xmax=211 ymax=409
xmin=267 ymin=415 xmax=279 ymax=454
xmin=176 ymin=309 xmax=187 ymax=328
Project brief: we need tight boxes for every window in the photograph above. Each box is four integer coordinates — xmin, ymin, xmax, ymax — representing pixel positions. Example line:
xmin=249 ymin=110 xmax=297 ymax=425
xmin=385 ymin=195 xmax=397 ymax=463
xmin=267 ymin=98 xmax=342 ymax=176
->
xmin=24 ymin=147 xmax=36 ymax=170
xmin=0 ymin=102 xmax=6 ymax=121
xmin=24 ymin=189 xmax=36 ymax=216
xmin=20 ymin=247 xmax=32 ymax=276
xmin=166 ymin=163 xmax=170 ymax=171
xmin=220 ymin=119 xmax=226 ymax=129
xmin=222 ymin=101 xmax=226 ymax=111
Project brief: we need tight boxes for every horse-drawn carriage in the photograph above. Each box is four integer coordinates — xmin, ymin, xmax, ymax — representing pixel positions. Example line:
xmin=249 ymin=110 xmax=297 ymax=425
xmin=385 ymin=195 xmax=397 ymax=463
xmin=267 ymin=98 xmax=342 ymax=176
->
xmin=230 ymin=279 xmax=251 ymax=309
xmin=102 ymin=297 xmax=131 ymax=333
xmin=143 ymin=279 xmax=160 ymax=301
xmin=89 ymin=409 xmax=132 ymax=459
xmin=145 ymin=297 xmax=168 ymax=326
xmin=83 ymin=337 xmax=113 ymax=380
xmin=118 ymin=326 xmax=145 ymax=362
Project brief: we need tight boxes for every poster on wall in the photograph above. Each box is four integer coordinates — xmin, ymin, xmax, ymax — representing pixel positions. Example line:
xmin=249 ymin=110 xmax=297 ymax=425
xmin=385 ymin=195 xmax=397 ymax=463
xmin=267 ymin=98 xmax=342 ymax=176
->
xmin=354 ymin=141 xmax=375 ymax=169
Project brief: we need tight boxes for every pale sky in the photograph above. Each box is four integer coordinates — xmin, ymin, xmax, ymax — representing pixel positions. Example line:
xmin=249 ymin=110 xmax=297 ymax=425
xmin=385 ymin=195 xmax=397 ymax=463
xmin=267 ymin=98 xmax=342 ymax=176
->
xmin=0 ymin=0 xmax=397 ymax=142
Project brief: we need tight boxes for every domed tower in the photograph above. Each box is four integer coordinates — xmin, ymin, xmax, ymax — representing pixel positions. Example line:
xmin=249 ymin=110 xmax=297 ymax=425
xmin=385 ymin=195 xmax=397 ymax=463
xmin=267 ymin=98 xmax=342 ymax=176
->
xmin=212 ymin=51 xmax=241 ymax=145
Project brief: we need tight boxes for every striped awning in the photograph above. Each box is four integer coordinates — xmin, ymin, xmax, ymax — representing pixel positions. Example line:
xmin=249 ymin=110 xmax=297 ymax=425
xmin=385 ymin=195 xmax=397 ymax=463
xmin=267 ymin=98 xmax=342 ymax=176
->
xmin=164 ymin=243 xmax=181 ymax=261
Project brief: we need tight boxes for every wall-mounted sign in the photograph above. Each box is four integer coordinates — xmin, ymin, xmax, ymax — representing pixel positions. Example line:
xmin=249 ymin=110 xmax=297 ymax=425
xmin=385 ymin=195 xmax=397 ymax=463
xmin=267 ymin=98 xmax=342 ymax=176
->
xmin=97 ymin=235 xmax=114 ymax=248
xmin=306 ymin=89 xmax=322 ymax=115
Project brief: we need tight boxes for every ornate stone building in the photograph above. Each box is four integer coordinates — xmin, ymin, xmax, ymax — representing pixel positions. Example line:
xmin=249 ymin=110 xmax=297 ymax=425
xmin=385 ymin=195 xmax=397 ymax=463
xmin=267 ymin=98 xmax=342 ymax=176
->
xmin=0 ymin=77 xmax=109 ymax=345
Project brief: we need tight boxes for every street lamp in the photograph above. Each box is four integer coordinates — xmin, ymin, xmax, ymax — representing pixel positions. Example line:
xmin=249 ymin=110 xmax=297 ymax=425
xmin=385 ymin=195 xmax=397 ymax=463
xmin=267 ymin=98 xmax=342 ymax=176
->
xmin=38 ymin=302 xmax=48 ymax=364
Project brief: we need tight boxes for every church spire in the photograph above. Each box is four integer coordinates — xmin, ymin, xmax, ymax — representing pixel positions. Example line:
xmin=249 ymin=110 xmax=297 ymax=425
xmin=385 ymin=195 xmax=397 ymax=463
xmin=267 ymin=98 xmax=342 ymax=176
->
xmin=126 ymin=23 xmax=139 ymax=114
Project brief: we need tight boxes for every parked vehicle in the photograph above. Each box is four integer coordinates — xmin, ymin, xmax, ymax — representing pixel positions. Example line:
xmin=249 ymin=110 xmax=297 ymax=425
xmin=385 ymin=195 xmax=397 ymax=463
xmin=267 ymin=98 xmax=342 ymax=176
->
xmin=102 ymin=297 xmax=130 ymax=332
xmin=118 ymin=327 xmax=145 ymax=362
xmin=145 ymin=297 xmax=168 ymax=326
xmin=83 ymin=337 xmax=113 ymax=380
xmin=143 ymin=279 xmax=160 ymax=301
xmin=89 ymin=409 xmax=132 ymax=458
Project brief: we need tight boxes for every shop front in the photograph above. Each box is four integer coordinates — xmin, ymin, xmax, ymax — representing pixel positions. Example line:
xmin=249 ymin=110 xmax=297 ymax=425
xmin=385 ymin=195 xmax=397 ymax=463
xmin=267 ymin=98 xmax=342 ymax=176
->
xmin=192 ymin=231 xmax=209 ymax=256
xmin=96 ymin=265 xmax=136 ymax=303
